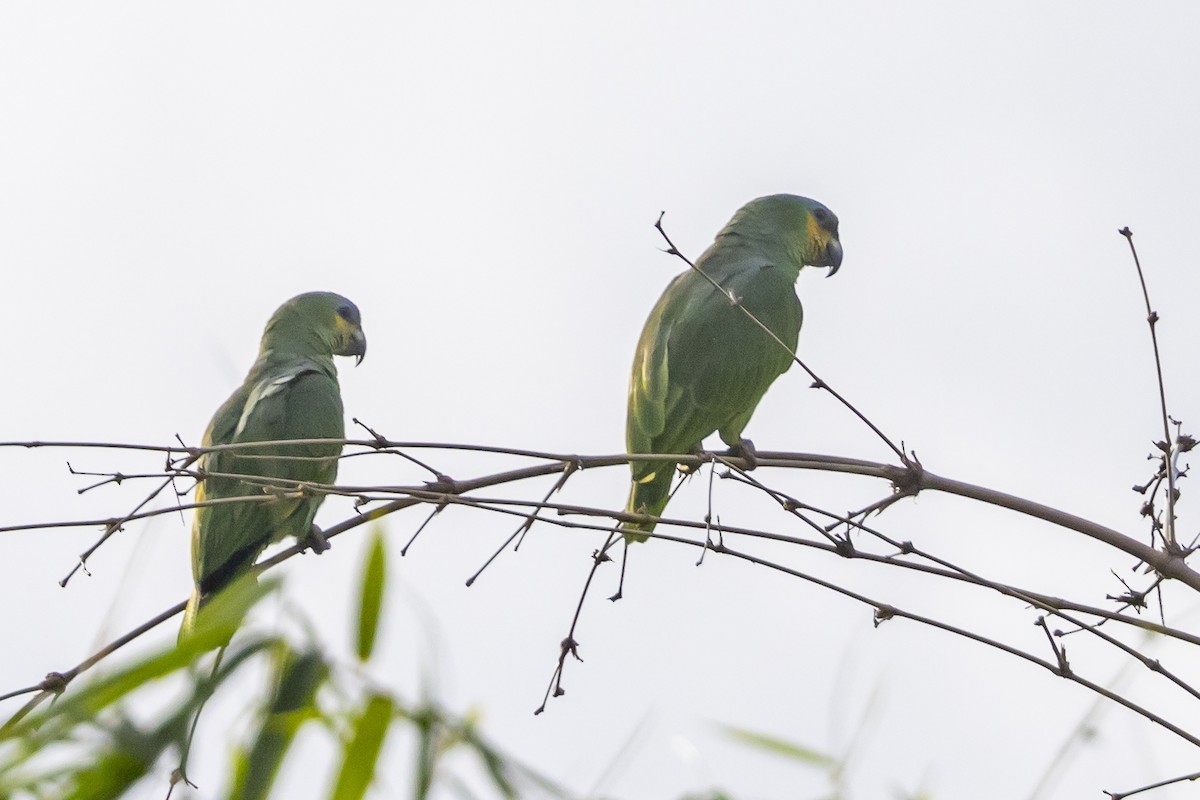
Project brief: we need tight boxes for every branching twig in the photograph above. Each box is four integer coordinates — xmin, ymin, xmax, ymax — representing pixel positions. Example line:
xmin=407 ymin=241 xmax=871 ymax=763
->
xmin=1120 ymin=227 xmax=1180 ymax=551
xmin=10 ymin=440 xmax=1200 ymax=782
xmin=535 ymin=531 xmax=619 ymax=715
xmin=352 ymin=418 xmax=451 ymax=482
xmin=60 ymin=476 xmax=181 ymax=587
xmin=466 ymin=461 xmax=580 ymax=587
xmin=704 ymin=539 xmax=1200 ymax=750
xmin=17 ymin=445 xmax=1200 ymax=592
xmin=1105 ymin=768 xmax=1200 ymax=800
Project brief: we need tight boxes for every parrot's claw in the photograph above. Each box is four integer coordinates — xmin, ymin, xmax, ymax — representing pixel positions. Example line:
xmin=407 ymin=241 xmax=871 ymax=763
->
xmin=678 ymin=445 xmax=708 ymax=475
xmin=727 ymin=439 xmax=758 ymax=470
xmin=302 ymin=524 xmax=331 ymax=554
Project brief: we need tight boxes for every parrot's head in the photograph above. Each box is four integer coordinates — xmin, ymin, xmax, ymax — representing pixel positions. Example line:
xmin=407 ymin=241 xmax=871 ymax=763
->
xmin=729 ymin=194 xmax=843 ymax=277
xmin=264 ymin=292 xmax=367 ymax=365
xmin=803 ymin=201 xmax=843 ymax=277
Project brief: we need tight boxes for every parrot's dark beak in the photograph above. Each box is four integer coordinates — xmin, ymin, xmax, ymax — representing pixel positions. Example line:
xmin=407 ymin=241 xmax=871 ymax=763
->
xmin=348 ymin=331 xmax=367 ymax=366
xmin=825 ymin=239 xmax=843 ymax=278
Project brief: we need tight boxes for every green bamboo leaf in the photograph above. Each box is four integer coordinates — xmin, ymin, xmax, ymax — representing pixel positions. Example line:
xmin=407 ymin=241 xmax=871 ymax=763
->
xmin=719 ymin=724 xmax=835 ymax=767
xmin=5 ymin=579 xmax=279 ymax=741
xmin=59 ymin=749 xmax=145 ymax=800
xmin=180 ymin=573 xmax=281 ymax=654
xmin=0 ymin=651 xmax=190 ymax=743
xmin=230 ymin=647 xmax=329 ymax=800
xmin=356 ymin=526 xmax=387 ymax=662
xmin=328 ymin=693 xmax=394 ymax=800
xmin=33 ymin=648 xmax=194 ymax=731
xmin=412 ymin=706 xmax=437 ymax=800
xmin=458 ymin=720 xmax=517 ymax=798
xmin=0 ymin=638 xmax=273 ymax=796
xmin=57 ymin=705 xmax=196 ymax=800
xmin=472 ymin=743 xmax=517 ymax=799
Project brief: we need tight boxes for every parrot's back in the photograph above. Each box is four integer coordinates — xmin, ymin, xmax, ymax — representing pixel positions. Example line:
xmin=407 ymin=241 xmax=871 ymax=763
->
xmin=183 ymin=359 xmax=343 ymax=633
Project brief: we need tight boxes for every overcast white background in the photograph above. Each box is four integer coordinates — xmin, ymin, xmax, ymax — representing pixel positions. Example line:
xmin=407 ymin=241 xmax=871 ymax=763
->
xmin=3 ymin=3 xmax=1200 ymax=798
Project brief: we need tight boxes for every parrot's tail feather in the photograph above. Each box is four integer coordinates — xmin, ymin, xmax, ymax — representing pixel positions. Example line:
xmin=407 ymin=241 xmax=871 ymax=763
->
xmin=179 ymin=587 xmax=203 ymax=643
xmin=621 ymin=466 xmax=674 ymax=543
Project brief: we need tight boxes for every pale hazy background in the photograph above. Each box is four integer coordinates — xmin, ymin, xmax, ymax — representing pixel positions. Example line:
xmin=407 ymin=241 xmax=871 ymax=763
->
xmin=3 ymin=3 xmax=1200 ymax=798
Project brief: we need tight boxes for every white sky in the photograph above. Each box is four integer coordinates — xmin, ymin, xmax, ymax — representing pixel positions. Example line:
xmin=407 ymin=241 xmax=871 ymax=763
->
xmin=3 ymin=2 xmax=1200 ymax=798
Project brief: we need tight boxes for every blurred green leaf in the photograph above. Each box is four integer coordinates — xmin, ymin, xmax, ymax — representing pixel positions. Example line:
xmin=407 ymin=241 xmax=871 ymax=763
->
xmin=356 ymin=526 xmax=387 ymax=662
xmin=64 ymin=709 xmax=199 ymax=800
xmin=720 ymin=724 xmax=835 ymax=768
xmin=1 ymin=578 xmax=279 ymax=745
xmin=0 ymin=578 xmax=274 ymax=745
xmin=179 ymin=574 xmax=281 ymax=654
xmin=0 ymin=528 xmax=574 ymax=800
xmin=59 ymin=748 xmax=146 ymax=800
xmin=457 ymin=716 xmax=516 ymax=799
xmin=4 ymin=694 xmax=199 ymax=800
xmin=231 ymin=647 xmax=329 ymax=800
xmin=0 ymin=636 xmax=273 ymax=797
xmin=6 ymin=648 xmax=192 ymax=741
xmin=328 ymin=693 xmax=394 ymax=800
xmin=412 ymin=705 xmax=436 ymax=800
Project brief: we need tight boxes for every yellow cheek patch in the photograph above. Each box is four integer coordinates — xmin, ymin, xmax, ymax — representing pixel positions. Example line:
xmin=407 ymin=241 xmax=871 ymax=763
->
xmin=806 ymin=214 xmax=828 ymax=253
xmin=334 ymin=314 xmax=358 ymax=340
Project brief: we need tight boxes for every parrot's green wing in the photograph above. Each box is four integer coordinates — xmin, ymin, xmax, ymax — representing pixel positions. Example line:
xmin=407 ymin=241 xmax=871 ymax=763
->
xmin=192 ymin=362 xmax=345 ymax=594
xmin=624 ymin=263 xmax=802 ymax=538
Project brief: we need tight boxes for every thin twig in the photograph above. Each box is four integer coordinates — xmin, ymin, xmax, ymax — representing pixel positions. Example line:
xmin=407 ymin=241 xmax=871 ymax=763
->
xmin=401 ymin=503 xmax=445 ymax=557
xmin=59 ymin=476 xmax=178 ymax=587
xmin=0 ymin=601 xmax=185 ymax=734
xmin=12 ymin=441 xmax=1200 ymax=738
xmin=707 ymin=540 xmax=1200 ymax=750
xmin=352 ymin=418 xmax=451 ymax=481
xmin=449 ymin=484 xmax=1200 ymax=706
xmin=466 ymin=461 xmax=579 ymax=587
xmin=1120 ymin=227 xmax=1179 ymax=550
xmin=696 ymin=455 xmax=719 ymax=566
xmin=409 ymin=490 xmax=1200 ymax=647
xmin=535 ymin=531 xmax=619 ymax=715
xmin=1105 ymin=768 xmax=1200 ymax=800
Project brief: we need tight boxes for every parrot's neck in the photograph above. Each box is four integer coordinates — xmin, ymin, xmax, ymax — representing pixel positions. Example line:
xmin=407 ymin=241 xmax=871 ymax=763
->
xmin=254 ymin=346 xmax=337 ymax=377
xmin=704 ymin=232 xmax=804 ymax=282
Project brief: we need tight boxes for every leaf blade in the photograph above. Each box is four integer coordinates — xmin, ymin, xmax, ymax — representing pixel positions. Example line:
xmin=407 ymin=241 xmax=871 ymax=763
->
xmin=356 ymin=526 xmax=388 ymax=662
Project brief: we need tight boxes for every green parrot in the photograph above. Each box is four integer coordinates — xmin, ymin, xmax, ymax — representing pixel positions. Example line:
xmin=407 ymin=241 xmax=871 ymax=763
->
xmin=623 ymin=194 xmax=842 ymax=541
xmin=181 ymin=292 xmax=367 ymax=636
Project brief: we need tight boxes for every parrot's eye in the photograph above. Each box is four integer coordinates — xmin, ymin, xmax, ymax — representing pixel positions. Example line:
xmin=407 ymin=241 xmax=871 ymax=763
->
xmin=336 ymin=305 xmax=358 ymax=324
xmin=812 ymin=207 xmax=838 ymax=233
